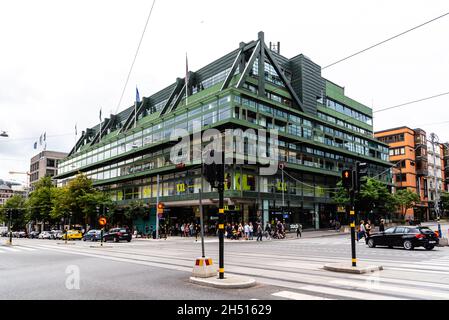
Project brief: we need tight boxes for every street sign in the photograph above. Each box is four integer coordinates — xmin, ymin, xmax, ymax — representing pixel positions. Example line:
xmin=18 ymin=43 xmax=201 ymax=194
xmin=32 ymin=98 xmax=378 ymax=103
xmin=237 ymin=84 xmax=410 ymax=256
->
xmin=98 ymin=217 xmax=107 ymax=226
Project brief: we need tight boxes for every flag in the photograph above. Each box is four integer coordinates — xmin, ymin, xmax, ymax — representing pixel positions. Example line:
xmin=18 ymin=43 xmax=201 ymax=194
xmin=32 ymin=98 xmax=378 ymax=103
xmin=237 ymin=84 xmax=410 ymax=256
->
xmin=33 ymin=142 xmax=37 ymax=149
xmin=43 ymin=132 xmax=46 ymax=142
xmin=136 ymin=86 xmax=141 ymax=103
xmin=75 ymin=124 xmax=77 ymax=136
xmin=99 ymin=108 xmax=102 ymax=122
xmin=39 ymin=134 xmax=43 ymax=146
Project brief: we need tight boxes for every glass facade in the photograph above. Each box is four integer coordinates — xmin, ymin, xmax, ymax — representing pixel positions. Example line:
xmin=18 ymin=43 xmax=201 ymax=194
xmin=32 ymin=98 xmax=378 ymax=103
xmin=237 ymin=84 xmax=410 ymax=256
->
xmin=57 ymin=46 xmax=391 ymax=230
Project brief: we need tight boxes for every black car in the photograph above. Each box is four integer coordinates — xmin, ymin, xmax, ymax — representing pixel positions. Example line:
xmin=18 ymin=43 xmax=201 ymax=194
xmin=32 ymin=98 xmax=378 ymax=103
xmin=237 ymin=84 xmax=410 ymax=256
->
xmin=83 ymin=229 xmax=102 ymax=242
xmin=28 ymin=231 xmax=40 ymax=239
xmin=103 ymin=228 xmax=132 ymax=242
xmin=367 ymin=226 xmax=439 ymax=250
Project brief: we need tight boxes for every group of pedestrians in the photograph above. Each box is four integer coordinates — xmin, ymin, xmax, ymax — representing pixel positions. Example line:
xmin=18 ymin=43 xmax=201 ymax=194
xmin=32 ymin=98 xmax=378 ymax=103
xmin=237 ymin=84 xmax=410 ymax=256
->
xmin=225 ymin=222 xmax=256 ymax=240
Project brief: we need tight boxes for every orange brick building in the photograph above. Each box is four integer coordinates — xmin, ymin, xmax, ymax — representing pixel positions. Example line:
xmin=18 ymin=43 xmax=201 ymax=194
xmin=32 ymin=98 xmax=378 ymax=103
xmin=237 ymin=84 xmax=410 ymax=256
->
xmin=375 ymin=127 xmax=446 ymax=221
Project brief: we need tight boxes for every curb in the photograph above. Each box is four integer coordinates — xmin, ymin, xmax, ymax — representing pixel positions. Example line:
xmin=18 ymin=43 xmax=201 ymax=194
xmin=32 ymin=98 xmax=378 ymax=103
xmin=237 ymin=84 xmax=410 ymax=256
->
xmin=323 ymin=263 xmax=383 ymax=274
xmin=189 ymin=276 xmax=256 ymax=289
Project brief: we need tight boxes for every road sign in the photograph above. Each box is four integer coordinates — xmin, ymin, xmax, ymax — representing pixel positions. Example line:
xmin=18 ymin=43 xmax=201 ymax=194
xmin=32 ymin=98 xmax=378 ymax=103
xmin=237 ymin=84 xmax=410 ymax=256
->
xmin=98 ymin=217 xmax=107 ymax=226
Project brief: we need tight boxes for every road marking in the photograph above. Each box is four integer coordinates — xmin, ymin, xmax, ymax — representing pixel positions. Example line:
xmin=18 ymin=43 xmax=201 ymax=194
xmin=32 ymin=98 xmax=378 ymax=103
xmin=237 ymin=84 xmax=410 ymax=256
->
xmin=297 ymin=285 xmax=405 ymax=300
xmin=15 ymin=246 xmax=37 ymax=251
xmin=332 ymin=279 xmax=449 ymax=299
xmin=272 ymin=290 xmax=330 ymax=300
xmin=388 ymin=267 xmax=449 ymax=275
xmin=0 ymin=246 xmax=21 ymax=252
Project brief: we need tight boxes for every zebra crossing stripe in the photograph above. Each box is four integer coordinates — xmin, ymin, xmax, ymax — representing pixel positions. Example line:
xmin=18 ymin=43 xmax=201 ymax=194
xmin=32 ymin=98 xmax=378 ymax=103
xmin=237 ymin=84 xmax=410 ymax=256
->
xmin=332 ymin=279 xmax=449 ymax=299
xmin=297 ymin=285 xmax=405 ymax=300
xmin=272 ymin=290 xmax=331 ymax=300
xmin=0 ymin=246 xmax=21 ymax=252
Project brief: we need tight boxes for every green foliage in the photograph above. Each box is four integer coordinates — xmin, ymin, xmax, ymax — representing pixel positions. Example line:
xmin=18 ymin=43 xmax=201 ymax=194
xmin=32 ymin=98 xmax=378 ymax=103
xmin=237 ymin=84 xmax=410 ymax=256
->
xmin=0 ymin=195 xmax=27 ymax=230
xmin=26 ymin=176 xmax=56 ymax=223
xmin=441 ymin=192 xmax=449 ymax=212
xmin=394 ymin=189 xmax=420 ymax=217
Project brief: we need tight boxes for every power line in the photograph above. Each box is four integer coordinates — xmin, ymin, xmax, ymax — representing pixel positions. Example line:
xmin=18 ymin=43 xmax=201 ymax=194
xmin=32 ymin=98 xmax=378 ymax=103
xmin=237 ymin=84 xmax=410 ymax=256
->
xmin=322 ymin=11 xmax=449 ymax=70
xmin=373 ymin=91 xmax=449 ymax=113
xmin=114 ymin=0 xmax=157 ymax=115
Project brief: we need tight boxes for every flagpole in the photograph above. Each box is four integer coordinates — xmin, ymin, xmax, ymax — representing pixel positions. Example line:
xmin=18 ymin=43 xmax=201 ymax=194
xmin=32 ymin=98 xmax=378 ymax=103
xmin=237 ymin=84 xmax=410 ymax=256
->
xmin=185 ymin=52 xmax=188 ymax=106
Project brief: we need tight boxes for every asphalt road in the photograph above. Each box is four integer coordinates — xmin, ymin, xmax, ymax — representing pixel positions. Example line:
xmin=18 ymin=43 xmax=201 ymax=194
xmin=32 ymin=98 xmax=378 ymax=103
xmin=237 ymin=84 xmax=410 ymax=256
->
xmin=1 ymin=225 xmax=449 ymax=300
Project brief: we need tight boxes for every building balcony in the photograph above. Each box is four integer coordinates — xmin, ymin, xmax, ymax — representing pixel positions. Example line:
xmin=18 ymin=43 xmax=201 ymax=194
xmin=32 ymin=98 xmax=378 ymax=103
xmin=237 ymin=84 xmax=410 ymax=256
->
xmin=416 ymin=168 xmax=428 ymax=176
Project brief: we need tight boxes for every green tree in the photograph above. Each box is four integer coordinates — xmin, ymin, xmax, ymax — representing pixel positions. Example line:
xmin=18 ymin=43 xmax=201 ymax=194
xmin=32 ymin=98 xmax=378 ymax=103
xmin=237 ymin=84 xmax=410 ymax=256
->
xmin=332 ymin=178 xmax=395 ymax=218
xmin=439 ymin=192 xmax=449 ymax=213
xmin=26 ymin=176 xmax=56 ymax=225
xmin=394 ymin=189 xmax=420 ymax=218
xmin=50 ymin=173 xmax=111 ymax=228
xmin=0 ymin=195 xmax=27 ymax=230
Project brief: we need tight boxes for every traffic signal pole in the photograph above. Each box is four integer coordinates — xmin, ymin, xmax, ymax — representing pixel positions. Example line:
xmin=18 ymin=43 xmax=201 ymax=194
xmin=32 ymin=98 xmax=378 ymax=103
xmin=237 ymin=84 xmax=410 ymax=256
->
xmin=218 ymin=180 xmax=225 ymax=279
xmin=218 ymin=151 xmax=225 ymax=279
xmin=349 ymin=189 xmax=356 ymax=267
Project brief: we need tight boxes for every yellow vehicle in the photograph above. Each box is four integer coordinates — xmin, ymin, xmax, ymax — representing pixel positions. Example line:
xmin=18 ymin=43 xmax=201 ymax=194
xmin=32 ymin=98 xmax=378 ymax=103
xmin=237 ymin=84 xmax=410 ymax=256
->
xmin=62 ymin=230 xmax=83 ymax=240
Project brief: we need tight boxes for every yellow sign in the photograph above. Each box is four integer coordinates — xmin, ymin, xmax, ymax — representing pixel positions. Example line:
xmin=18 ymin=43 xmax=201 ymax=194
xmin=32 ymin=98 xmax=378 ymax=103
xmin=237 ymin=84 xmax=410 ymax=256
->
xmin=276 ymin=181 xmax=287 ymax=192
xmin=98 ymin=217 xmax=107 ymax=226
xmin=176 ymin=183 xmax=186 ymax=193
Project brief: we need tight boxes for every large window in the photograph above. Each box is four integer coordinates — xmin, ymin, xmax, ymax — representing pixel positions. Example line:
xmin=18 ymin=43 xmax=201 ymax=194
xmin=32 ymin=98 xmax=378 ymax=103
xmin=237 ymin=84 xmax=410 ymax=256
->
xmin=326 ymin=98 xmax=372 ymax=125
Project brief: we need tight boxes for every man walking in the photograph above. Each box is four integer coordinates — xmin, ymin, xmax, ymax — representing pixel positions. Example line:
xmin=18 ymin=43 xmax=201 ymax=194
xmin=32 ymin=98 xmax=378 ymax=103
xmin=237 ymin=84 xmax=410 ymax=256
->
xmin=358 ymin=220 xmax=366 ymax=242
xmin=296 ymin=223 xmax=302 ymax=238
xmin=256 ymin=223 xmax=263 ymax=242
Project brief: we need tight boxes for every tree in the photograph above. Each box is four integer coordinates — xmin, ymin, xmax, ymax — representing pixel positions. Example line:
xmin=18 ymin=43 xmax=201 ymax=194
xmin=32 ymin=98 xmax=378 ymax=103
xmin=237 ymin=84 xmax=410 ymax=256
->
xmin=332 ymin=178 xmax=395 ymax=220
xmin=394 ymin=189 xmax=420 ymax=218
xmin=26 ymin=176 xmax=56 ymax=226
xmin=0 ymin=195 xmax=27 ymax=230
xmin=440 ymin=192 xmax=449 ymax=213
xmin=51 ymin=173 xmax=111 ymax=228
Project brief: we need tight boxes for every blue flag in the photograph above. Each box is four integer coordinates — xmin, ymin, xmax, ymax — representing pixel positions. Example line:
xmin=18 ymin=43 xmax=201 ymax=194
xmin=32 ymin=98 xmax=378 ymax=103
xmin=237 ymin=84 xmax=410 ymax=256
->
xmin=136 ymin=86 xmax=141 ymax=103
xmin=33 ymin=142 xmax=37 ymax=149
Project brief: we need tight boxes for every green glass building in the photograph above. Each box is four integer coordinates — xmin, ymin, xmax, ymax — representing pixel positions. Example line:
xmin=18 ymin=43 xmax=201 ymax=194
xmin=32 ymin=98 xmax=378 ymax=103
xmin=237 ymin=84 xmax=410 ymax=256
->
xmin=55 ymin=32 xmax=391 ymax=230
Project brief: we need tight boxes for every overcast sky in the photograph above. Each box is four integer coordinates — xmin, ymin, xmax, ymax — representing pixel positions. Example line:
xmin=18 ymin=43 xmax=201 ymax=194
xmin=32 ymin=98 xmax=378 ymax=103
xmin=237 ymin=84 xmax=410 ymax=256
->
xmin=1 ymin=0 xmax=448 ymax=184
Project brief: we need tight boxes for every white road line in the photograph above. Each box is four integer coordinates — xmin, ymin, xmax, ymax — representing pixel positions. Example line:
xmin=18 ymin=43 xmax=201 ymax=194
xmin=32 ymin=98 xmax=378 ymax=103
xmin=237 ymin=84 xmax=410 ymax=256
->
xmin=297 ymin=285 xmax=405 ymax=300
xmin=388 ymin=267 xmax=449 ymax=275
xmin=331 ymin=279 xmax=449 ymax=300
xmin=0 ymin=246 xmax=21 ymax=252
xmin=272 ymin=290 xmax=331 ymax=300
xmin=15 ymin=246 xmax=37 ymax=251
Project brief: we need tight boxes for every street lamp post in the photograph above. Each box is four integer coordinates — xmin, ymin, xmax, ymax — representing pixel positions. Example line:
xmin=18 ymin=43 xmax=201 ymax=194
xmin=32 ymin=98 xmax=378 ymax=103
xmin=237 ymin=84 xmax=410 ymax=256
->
xmin=8 ymin=209 xmax=13 ymax=245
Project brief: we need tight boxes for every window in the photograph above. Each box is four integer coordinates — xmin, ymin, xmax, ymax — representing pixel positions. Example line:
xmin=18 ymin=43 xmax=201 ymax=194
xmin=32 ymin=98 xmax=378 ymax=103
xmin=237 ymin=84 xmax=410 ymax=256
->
xmin=46 ymin=159 xmax=56 ymax=167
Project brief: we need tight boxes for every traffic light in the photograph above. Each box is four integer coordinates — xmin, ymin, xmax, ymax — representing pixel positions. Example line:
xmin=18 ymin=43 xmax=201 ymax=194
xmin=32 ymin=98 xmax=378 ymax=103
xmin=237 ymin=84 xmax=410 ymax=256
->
xmin=157 ymin=202 xmax=165 ymax=215
xmin=342 ymin=169 xmax=353 ymax=190
xmin=203 ymin=149 xmax=224 ymax=189
xmin=355 ymin=161 xmax=368 ymax=192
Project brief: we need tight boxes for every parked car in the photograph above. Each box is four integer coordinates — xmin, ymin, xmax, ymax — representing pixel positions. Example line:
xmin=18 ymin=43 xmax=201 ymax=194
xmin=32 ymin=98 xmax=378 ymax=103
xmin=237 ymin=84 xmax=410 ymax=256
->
xmin=50 ymin=230 xmax=63 ymax=240
xmin=16 ymin=231 xmax=27 ymax=238
xmin=28 ymin=231 xmax=40 ymax=239
xmin=83 ymin=230 xmax=102 ymax=242
xmin=103 ymin=228 xmax=132 ymax=242
xmin=38 ymin=231 xmax=53 ymax=239
xmin=367 ymin=226 xmax=439 ymax=250
xmin=61 ymin=230 xmax=83 ymax=240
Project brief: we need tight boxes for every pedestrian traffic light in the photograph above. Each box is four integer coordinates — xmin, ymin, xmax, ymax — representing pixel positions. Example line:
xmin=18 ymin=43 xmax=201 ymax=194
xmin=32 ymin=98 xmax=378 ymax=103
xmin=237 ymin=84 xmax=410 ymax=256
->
xmin=342 ymin=169 xmax=353 ymax=189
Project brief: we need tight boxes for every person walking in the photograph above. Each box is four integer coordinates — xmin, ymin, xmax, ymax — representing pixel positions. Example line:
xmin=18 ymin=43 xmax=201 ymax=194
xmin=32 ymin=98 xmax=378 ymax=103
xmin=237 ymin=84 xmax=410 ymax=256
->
xmin=195 ymin=223 xmax=200 ymax=242
xmin=296 ymin=223 xmax=302 ymax=238
xmin=265 ymin=222 xmax=272 ymax=240
xmin=365 ymin=220 xmax=372 ymax=241
xmin=358 ymin=220 xmax=366 ymax=242
xmin=243 ymin=222 xmax=250 ymax=240
xmin=249 ymin=222 xmax=254 ymax=240
xmin=379 ymin=219 xmax=385 ymax=232
xmin=256 ymin=223 xmax=263 ymax=241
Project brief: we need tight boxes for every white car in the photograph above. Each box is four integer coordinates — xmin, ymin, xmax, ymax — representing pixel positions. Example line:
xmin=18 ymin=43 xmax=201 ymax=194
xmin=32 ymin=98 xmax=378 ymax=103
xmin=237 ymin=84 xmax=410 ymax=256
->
xmin=38 ymin=231 xmax=52 ymax=239
xmin=50 ymin=230 xmax=63 ymax=240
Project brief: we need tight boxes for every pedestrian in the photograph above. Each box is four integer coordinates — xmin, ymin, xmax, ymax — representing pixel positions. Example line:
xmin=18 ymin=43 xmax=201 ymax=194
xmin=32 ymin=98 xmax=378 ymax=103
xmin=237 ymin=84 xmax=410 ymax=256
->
xmin=365 ymin=220 xmax=372 ymax=239
xmin=256 ymin=223 xmax=263 ymax=241
xmin=190 ymin=223 xmax=194 ymax=237
xmin=195 ymin=224 xmax=200 ymax=242
xmin=358 ymin=220 xmax=366 ymax=242
xmin=296 ymin=223 xmax=302 ymax=238
xmin=180 ymin=224 xmax=185 ymax=237
xmin=244 ymin=222 xmax=250 ymax=240
xmin=379 ymin=219 xmax=385 ymax=232
xmin=265 ymin=222 xmax=272 ymax=240
xmin=249 ymin=222 xmax=254 ymax=240
xmin=238 ymin=223 xmax=243 ymax=240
